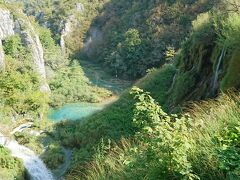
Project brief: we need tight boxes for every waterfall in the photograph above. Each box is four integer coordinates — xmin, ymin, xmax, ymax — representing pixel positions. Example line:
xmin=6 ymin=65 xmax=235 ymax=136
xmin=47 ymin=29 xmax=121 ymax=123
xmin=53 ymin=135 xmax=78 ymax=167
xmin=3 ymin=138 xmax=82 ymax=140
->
xmin=212 ymin=48 xmax=225 ymax=92
xmin=0 ymin=134 xmax=54 ymax=180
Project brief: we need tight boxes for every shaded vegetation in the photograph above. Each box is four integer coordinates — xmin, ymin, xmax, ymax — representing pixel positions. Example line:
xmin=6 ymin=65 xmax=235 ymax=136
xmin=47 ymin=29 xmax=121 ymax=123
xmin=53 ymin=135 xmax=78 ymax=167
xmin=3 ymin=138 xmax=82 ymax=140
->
xmin=82 ymin=0 xmax=216 ymax=79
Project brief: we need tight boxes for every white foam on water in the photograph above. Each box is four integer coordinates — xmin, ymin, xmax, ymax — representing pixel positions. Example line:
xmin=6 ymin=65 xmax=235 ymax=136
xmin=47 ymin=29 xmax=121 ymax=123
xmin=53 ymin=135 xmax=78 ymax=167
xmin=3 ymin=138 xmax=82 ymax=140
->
xmin=0 ymin=134 xmax=54 ymax=180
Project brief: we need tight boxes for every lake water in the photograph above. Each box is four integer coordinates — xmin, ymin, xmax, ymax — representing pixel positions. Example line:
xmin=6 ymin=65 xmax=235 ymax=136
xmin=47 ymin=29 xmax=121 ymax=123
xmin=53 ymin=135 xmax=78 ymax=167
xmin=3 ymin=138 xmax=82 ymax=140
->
xmin=48 ymin=103 xmax=103 ymax=121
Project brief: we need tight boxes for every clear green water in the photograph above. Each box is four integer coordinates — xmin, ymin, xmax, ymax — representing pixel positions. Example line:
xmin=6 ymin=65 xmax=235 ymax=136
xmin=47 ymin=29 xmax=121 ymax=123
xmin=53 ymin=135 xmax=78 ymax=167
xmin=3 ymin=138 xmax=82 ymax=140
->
xmin=48 ymin=103 xmax=103 ymax=121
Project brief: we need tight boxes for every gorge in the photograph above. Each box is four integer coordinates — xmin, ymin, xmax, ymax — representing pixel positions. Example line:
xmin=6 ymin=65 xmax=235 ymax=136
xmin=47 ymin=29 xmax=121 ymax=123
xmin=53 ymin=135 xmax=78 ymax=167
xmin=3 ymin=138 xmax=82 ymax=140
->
xmin=0 ymin=0 xmax=240 ymax=180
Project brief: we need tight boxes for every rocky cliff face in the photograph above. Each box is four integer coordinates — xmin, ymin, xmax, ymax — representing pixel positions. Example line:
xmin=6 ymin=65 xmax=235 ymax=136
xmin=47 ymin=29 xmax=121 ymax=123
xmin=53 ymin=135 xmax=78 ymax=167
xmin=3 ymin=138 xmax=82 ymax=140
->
xmin=60 ymin=16 xmax=74 ymax=54
xmin=83 ymin=27 xmax=103 ymax=59
xmin=0 ymin=8 xmax=50 ymax=92
xmin=0 ymin=9 xmax=15 ymax=39
xmin=0 ymin=9 xmax=15 ymax=71
xmin=60 ymin=3 xmax=84 ymax=55
xmin=19 ymin=20 xmax=50 ymax=92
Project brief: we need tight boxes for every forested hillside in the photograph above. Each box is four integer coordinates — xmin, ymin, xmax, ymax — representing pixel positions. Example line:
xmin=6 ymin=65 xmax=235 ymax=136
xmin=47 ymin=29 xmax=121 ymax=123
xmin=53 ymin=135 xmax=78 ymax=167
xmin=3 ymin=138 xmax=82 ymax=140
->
xmin=0 ymin=0 xmax=239 ymax=180
xmin=83 ymin=0 xmax=216 ymax=79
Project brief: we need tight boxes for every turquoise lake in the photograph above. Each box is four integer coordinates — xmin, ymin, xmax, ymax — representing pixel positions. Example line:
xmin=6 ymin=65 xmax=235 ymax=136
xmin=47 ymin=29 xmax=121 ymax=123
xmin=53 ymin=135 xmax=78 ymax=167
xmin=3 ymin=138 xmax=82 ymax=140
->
xmin=48 ymin=103 xmax=103 ymax=121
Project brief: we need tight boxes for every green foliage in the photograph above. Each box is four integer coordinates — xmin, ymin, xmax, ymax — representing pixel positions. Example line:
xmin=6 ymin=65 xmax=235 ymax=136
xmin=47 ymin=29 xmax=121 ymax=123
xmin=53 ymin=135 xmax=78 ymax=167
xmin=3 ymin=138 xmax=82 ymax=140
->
xmin=221 ymin=50 xmax=240 ymax=91
xmin=165 ymin=46 xmax=176 ymax=61
xmin=0 ymin=145 xmax=26 ymax=179
xmin=3 ymin=35 xmax=27 ymax=58
xmin=105 ymin=28 xmax=144 ymax=78
xmin=130 ymin=87 xmax=198 ymax=179
xmin=49 ymin=61 xmax=111 ymax=107
xmin=0 ymin=70 xmax=48 ymax=117
xmin=169 ymin=71 xmax=196 ymax=106
xmin=217 ymin=13 xmax=240 ymax=50
xmin=216 ymin=124 xmax=240 ymax=178
xmin=38 ymin=27 xmax=56 ymax=49
xmin=41 ymin=144 xmax=65 ymax=169
xmin=0 ymin=32 xmax=49 ymax=123
xmin=192 ymin=12 xmax=211 ymax=32
xmin=38 ymin=27 xmax=68 ymax=70
xmin=80 ymin=92 xmax=240 ymax=180
xmin=123 ymin=28 xmax=142 ymax=49
xmin=85 ymin=0 xmax=215 ymax=79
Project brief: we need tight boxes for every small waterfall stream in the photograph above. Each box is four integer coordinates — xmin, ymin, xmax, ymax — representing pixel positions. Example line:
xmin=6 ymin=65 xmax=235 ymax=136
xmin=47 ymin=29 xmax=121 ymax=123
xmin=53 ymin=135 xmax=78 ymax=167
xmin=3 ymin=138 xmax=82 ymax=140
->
xmin=0 ymin=133 xmax=54 ymax=180
xmin=212 ymin=48 xmax=226 ymax=91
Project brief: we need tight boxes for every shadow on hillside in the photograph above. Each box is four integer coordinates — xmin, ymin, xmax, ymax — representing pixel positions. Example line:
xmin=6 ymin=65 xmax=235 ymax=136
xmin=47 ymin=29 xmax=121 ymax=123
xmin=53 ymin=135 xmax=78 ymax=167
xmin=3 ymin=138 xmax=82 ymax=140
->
xmin=50 ymin=91 xmax=136 ymax=176
xmin=46 ymin=0 xmax=217 ymax=177
xmin=49 ymin=63 xmax=176 ymax=178
xmin=79 ymin=60 xmax=132 ymax=95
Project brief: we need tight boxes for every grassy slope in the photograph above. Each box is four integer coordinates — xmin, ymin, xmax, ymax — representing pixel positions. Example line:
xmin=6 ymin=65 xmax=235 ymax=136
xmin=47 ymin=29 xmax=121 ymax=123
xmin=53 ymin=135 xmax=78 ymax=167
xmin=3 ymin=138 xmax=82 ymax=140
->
xmin=54 ymin=64 xmax=176 ymax=176
xmin=81 ymin=93 xmax=240 ymax=180
xmin=55 ymin=10 xmax=240 ymax=179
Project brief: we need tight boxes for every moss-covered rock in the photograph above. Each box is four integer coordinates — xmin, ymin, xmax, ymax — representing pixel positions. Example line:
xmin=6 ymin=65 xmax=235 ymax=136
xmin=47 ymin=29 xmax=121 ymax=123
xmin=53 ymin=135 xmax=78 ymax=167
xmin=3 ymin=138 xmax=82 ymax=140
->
xmin=221 ymin=50 xmax=240 ymax=91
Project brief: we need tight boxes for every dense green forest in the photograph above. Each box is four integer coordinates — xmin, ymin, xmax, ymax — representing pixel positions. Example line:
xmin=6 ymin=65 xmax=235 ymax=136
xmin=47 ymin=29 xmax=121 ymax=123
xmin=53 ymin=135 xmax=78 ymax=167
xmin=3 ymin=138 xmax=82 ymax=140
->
xmin=0 ymin=0 xmax=240 ymax=179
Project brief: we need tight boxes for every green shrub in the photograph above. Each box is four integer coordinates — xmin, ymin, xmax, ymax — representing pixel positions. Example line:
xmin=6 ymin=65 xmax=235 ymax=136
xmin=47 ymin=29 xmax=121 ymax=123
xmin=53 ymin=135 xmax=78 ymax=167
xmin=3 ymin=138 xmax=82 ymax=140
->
xmin=216 ymin=123 xmax=240 ymax=178
xmin=79 ymin=91 xmax=240 ymax=180
xmin=38 ymin=27 xmax=68 ymax=70
xmin=49 ymin=60 xmax=111 ymax=107
xmin=130 ymin=87 xmax=198 ymax=179
xmin=217 ymin=14 xmax=240 ymax=50
xmin=41 ymin=144 xmax=65 ymax=169
xmin=0 ymin=145 xmax=25 ymax=179
xmin=0 ymin=70 xmax=48 ymax=118
xmin=2 ymin=35 xmax=26 ymax=58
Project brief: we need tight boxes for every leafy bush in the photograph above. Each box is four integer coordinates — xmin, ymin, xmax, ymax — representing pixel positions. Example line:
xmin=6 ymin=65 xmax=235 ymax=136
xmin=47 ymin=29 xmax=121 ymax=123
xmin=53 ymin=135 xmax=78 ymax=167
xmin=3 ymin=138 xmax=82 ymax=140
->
xmin=216 ymin=124 xmax=240 ymax=178
xmin=79 ymin=91 xmax=240 ymax=180
xmin=38 ymin=27 xmax=68 ymax=70
xmin=130 ymin=87 xmax=198 ymax=179
xmin=49 ymin=61 xmax=111 ymax=107
xmin=217 ymin=14 xmax=240 ymax=50
xmin=0 ymin=145 xmax=25 ymax=179
xmin=0 ymin=59 xmax=48 ymax=119
xmin=41 ymin=144 xmax=65 ymax=169
xmin=2 ymin=35 xmax=27 ymax=58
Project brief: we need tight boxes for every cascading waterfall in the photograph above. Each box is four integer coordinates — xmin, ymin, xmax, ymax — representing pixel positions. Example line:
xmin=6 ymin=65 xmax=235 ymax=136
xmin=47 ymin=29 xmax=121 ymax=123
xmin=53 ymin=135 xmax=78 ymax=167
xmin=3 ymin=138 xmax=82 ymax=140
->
xmin=212 ymin=48 xmax=226 ymax=92
xmin=0 ymin=133 xmax=54 ymax=180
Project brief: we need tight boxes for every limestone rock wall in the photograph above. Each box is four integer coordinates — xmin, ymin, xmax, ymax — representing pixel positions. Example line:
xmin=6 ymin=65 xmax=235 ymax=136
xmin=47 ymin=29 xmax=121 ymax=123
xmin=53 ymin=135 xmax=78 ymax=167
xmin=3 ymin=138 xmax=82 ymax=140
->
xmin=0 ymin=8 xmax=50 ymax=92
xmin=0 ymin=9 xmax=15 ymax=71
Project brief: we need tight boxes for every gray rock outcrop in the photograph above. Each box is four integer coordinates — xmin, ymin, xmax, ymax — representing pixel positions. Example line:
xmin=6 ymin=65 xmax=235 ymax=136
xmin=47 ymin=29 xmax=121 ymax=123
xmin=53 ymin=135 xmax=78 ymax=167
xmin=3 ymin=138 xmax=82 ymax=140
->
xmin=19 ymin=20 xmax=50 ymax=92
xmin=0 ymin=8 xmax=15 ymax=71
xmin=76 ymin=3 xmax=84 ymax=13
xmin=60 ymin=17 xmax=73 ymax=54
xmin=60 ymin=15 xmax=80 ymax=54
xmin=0 ymin=9 xmax=15 ymax=39
xmin=83 ymin=27 xmax=103 ymax=58
xmin=0 ymin=8 xmax=50 ymax=92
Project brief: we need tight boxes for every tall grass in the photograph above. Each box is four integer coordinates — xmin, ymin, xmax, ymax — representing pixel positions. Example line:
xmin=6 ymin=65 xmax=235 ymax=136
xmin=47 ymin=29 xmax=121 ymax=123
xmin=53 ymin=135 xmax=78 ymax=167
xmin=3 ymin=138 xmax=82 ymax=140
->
xmin=80 ymin=93 xmax=240 ymax=180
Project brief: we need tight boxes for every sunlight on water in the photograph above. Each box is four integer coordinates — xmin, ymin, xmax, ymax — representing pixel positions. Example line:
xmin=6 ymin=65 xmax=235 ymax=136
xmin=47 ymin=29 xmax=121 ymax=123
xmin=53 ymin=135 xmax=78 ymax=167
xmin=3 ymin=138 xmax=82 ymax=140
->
xmin=48 ymin=103 xmax=103 ymax=121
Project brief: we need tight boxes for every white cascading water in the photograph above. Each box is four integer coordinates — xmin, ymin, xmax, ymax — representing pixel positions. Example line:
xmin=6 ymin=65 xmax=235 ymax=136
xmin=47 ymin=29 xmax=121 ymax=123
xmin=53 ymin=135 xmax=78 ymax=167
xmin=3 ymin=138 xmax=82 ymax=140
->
xmin=212 ymin=48 xmax=225 ymax=91
xmin=0 ymin=133 xmax=54 ymax=180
